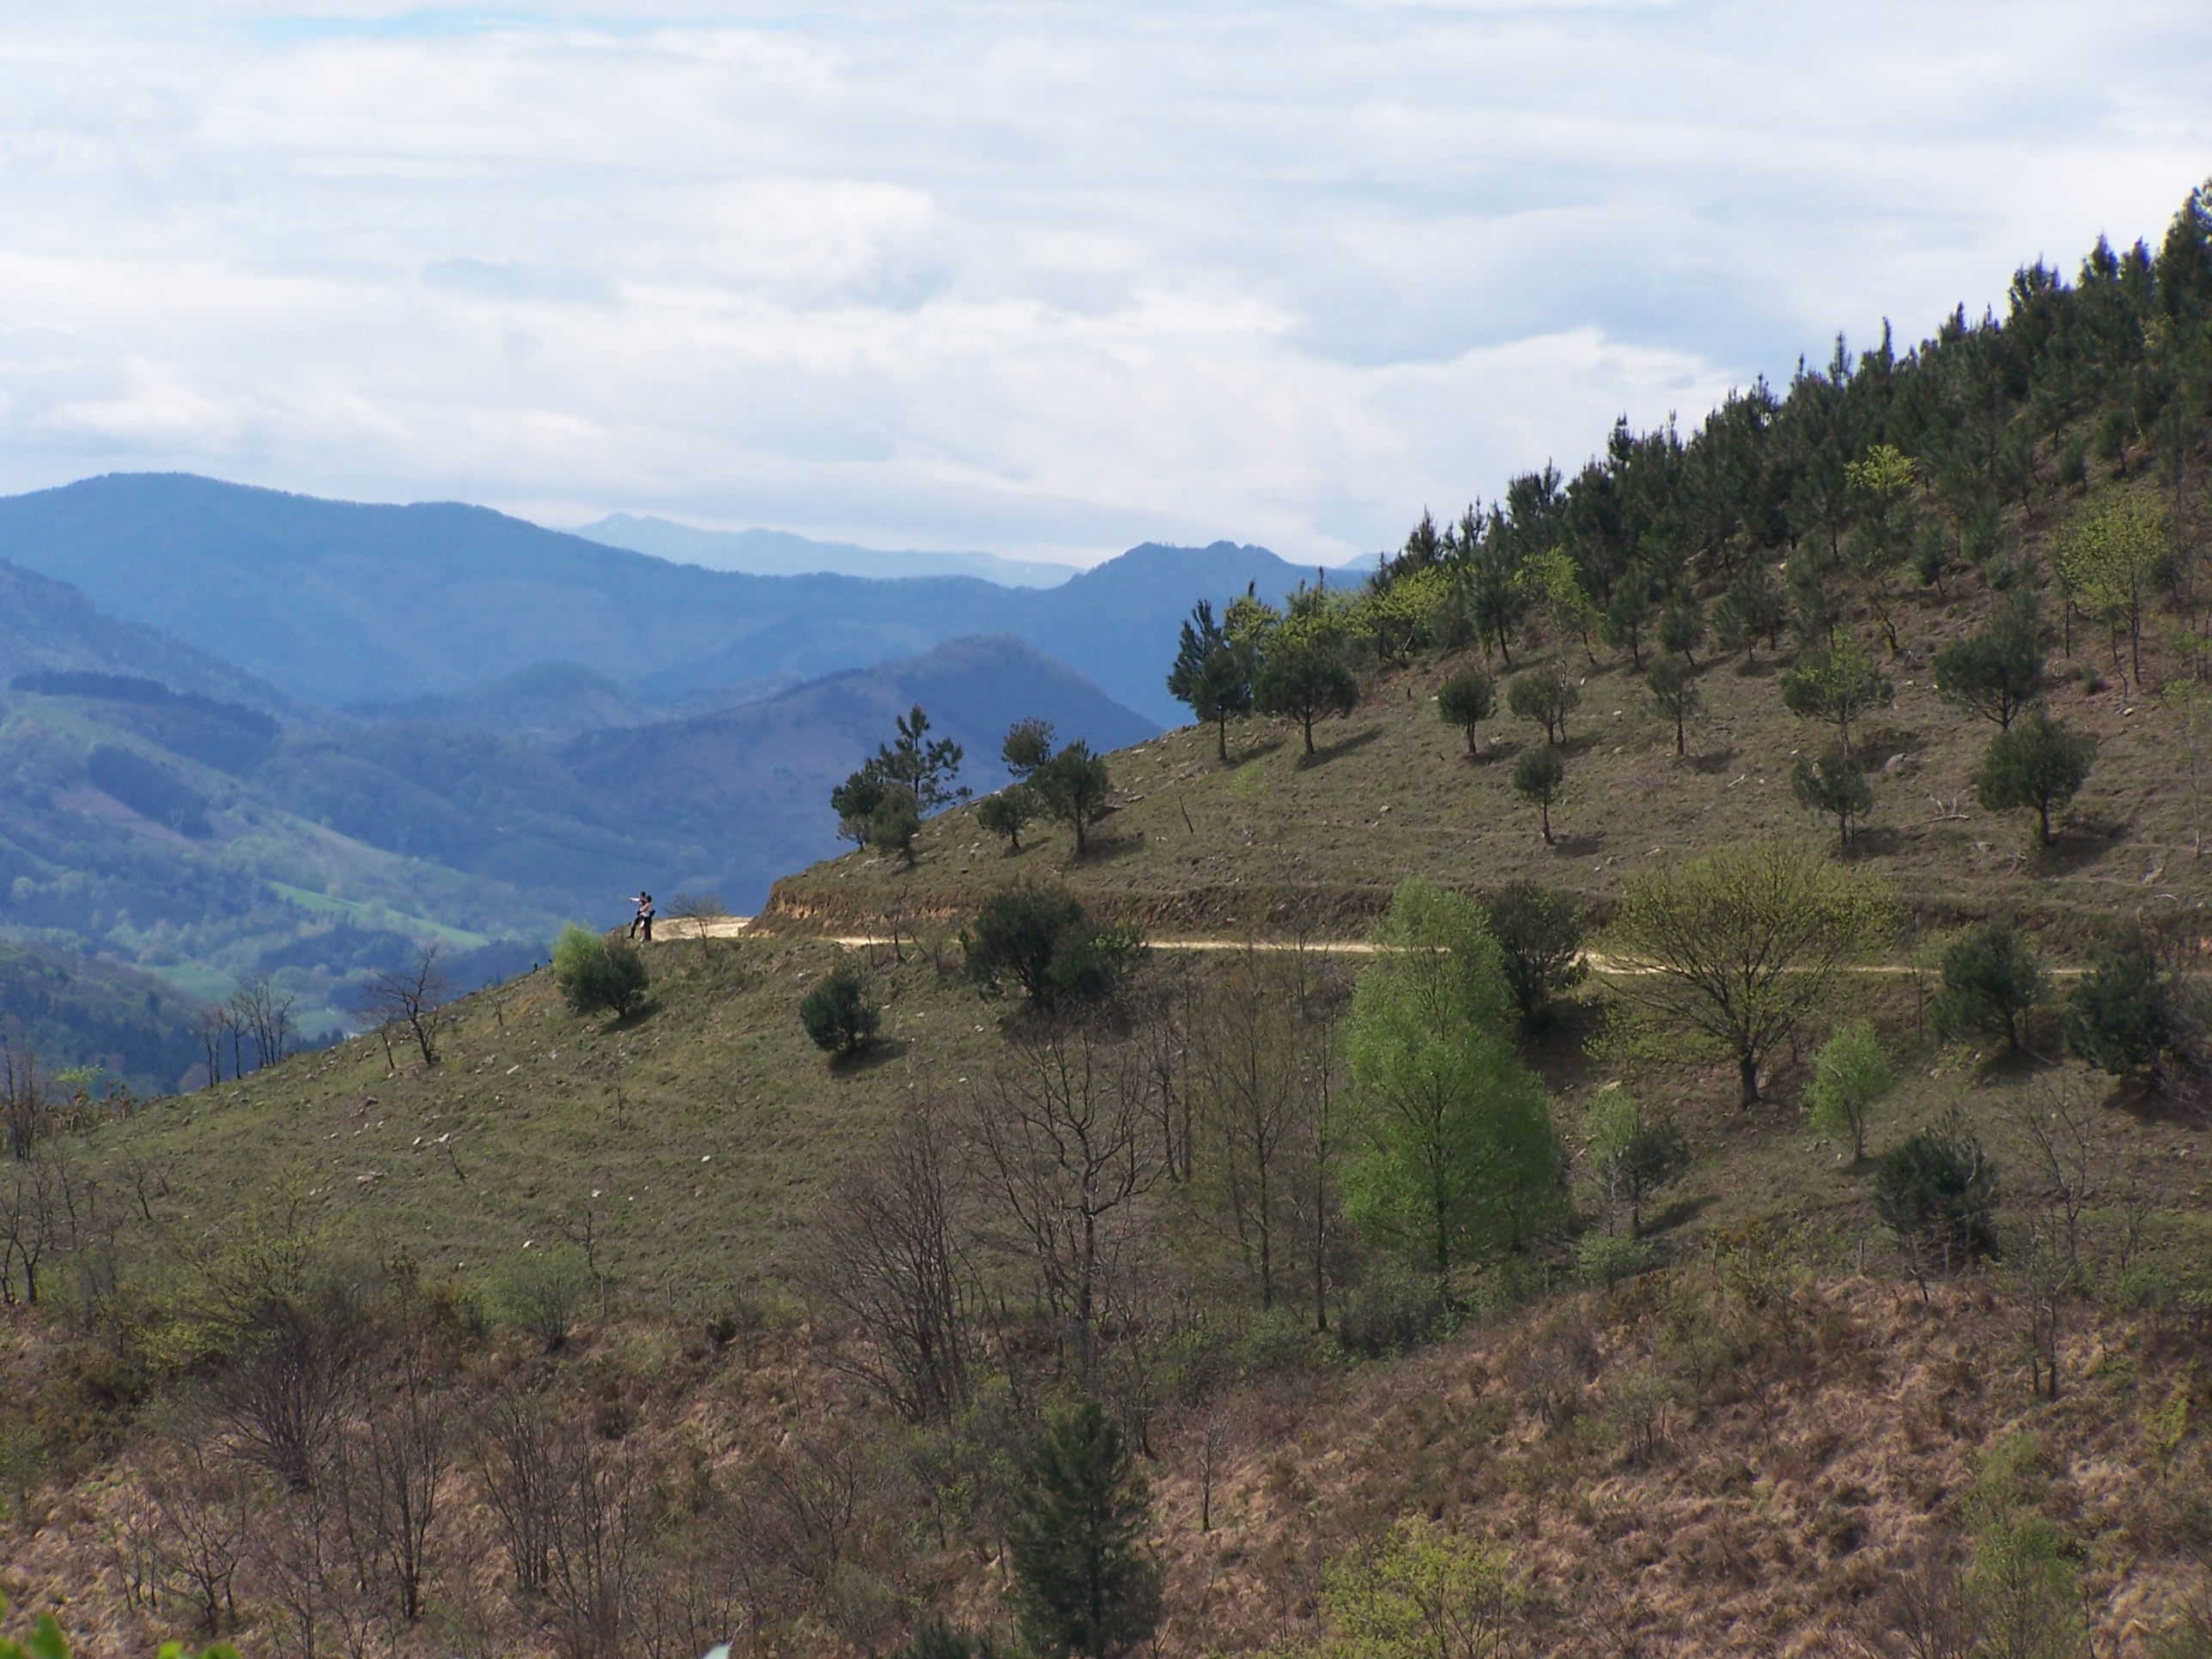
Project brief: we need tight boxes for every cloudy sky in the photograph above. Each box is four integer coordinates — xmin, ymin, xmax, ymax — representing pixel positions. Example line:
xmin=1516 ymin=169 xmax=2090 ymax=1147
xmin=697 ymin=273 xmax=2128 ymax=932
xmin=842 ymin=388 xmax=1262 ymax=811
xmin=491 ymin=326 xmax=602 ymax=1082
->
xmin=3 ymin=3 xmax=2209 ymax=567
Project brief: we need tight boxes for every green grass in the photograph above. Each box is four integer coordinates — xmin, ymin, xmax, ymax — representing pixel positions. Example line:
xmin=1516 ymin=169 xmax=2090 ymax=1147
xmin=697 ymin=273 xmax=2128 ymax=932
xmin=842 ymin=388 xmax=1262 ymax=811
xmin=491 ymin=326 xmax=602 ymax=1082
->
xmin=269 ymin=881 xmax=493 ymax=949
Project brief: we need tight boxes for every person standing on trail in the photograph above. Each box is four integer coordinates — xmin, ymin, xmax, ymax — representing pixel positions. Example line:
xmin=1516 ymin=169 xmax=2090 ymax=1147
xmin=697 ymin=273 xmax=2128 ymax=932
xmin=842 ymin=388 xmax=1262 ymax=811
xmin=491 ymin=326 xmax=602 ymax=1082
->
xmin=629 ymin=891 xmax=654 ymax=942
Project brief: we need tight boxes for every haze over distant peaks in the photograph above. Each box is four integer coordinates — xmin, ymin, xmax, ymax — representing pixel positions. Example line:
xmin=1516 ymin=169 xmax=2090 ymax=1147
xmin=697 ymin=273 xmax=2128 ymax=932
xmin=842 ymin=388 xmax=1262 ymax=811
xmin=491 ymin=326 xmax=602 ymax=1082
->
xmin=577 ymin=514 xmax=1080 ymax=588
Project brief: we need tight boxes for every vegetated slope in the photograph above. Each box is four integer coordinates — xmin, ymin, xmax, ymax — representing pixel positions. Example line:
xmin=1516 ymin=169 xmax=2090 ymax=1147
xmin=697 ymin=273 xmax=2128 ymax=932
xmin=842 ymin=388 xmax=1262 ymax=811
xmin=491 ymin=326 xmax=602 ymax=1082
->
xmin=566 ymin=635 xmax=1158 ymax=907
xmin=344 ymin=659 xmax=649 ymax=738
xmin=578 ymin=513 xmax=1079 ymax=587
xmin=11 ymin=927 xmax=2212 ymax=1657
xmin=0 ymin=556 xmax=298 ymax=717
xmin=0 ymin=940 xmax=205 ymax=1091
xmin=0 ymin=472 xmax=1316 ymax=720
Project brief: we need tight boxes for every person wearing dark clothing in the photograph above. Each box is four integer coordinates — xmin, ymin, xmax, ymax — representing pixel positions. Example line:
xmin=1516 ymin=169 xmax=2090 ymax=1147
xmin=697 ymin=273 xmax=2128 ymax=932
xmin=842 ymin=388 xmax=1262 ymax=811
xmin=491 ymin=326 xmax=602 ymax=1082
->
xmin=629 ymin=891 xmax=654 ymax=942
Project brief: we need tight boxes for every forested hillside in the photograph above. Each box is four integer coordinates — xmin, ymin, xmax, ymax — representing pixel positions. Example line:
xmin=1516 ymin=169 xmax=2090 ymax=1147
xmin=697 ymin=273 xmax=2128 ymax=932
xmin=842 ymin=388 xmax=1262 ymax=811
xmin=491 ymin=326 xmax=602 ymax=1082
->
xmin=5 ymin=183 xmax=2212 ymax=1659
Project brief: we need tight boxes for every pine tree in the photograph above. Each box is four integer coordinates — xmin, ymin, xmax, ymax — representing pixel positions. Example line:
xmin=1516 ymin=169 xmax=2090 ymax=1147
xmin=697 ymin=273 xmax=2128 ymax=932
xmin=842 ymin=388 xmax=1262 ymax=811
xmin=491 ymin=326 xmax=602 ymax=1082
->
xmin=1007 ymin=1402 xmax=1162 ymax=1659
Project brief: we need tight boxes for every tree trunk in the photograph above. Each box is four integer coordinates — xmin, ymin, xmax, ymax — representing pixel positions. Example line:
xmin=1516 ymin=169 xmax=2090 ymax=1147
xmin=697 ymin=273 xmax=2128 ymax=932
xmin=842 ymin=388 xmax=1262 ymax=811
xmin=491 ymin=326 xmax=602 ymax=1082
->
xmin=1738 ymin=1051 xmax=1760 ymax=1107
xmin=1216 ymin=717 xmax=1229 ymax=763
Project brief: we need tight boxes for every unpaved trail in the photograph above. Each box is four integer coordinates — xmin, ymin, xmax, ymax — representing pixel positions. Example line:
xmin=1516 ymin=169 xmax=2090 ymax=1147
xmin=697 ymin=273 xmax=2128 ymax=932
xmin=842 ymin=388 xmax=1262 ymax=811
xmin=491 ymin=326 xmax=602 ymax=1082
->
xmin=651 ymin=915 xmax=2092 ymax=975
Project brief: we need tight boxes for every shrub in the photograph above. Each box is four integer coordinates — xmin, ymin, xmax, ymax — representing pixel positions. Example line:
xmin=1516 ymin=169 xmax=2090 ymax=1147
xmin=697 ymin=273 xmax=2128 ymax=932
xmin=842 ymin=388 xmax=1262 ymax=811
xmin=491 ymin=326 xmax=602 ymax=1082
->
xmin=1505 ymin=665 xmax=1579 ymax=744
xmin=1511 ymin=745 xmax=1565 ymax=844
xmin=1790 ymin=749 xmax=1873 ymax=851
xmin=1978 ymin=713 xmax=2096 ymax=846
xmin=1584 ymin=1086 xmax=1687 ymax=1234
xmin=2063 ymin=933 xmax=2172 ymax=1077
xmin=1875 ymin=1112 xmax=1999 ymax=1282
xmin=491 ymin=1247 xmax=595 ymax=1352
xmin=1030 ymin=743 xmax=1115 ymax=854
xmin=962 ymin=888 xmax=1142 ymax=1011
xmin=976 ymin=785 xmax=1036 ymax=851
xmin=0 ymin=1595 xmax=239 ymax=1659
xmin=1437 ymin=668 xmax=1498 ymax=755
xmin=889 ymin=1625 xmax=1003 ymax=1659
xmin=1929 ymin=924 xmax=2045 ymax=1054
xmin=1806 ymin=1020 xmax=1893 ymax=1162
xmin=1485 ymin=880 xmax=1585 ymax=1030
xmin=800 ymin=963 xmax=881 ymax=1057
xmin=1575 ymin=1230 xmax=1656 ymax=1286
xmin=551 ymin=924 xmax=650 ymax=1018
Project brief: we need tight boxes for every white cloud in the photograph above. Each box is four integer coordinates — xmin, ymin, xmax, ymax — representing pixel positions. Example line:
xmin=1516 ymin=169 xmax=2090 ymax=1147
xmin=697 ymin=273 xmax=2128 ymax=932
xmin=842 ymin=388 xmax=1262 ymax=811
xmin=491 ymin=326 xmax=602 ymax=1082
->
xmin=0 ymin=3 xmax=2207 ymax=564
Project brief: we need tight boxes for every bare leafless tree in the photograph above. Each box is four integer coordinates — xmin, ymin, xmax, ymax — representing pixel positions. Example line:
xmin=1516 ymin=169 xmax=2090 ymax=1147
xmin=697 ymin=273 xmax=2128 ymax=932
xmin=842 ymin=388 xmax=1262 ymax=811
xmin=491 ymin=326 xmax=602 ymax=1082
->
xmin=808 ymin=1097 xmax=974 ymax=1422
xmin=142 ymin=1435 xmax=256 ymax=1638
xmin=230 ymin=977 xmax=301 ymax=1073
xmin=475 ymin=1389 xmax=563 ymax=1598
xmin=545 ymin=1429 xmax=656 ymax=1659
xmin=343 ymin=1305 xmax=452 ymax=1624
xmin=352 ymin=947 xmax=453 ymax=1069
xmin=972 ymin=1029 xmax=1163 ymax=1383
xmin=2 ymin=1040 xmax=47 ymax=1160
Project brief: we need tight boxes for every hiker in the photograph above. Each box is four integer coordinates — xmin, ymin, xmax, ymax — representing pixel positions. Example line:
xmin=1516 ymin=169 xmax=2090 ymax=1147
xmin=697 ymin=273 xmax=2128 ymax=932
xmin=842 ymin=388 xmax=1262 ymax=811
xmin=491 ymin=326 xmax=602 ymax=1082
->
xmin=629 ymin=891 xmax=654 ymax=942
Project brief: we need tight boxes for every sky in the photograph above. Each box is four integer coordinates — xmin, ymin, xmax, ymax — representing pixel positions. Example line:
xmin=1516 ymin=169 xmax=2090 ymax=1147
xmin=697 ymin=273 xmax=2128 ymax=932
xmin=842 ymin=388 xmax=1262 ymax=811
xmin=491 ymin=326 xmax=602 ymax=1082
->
xmin=1 ymin=3 xmax=2209 ymax=568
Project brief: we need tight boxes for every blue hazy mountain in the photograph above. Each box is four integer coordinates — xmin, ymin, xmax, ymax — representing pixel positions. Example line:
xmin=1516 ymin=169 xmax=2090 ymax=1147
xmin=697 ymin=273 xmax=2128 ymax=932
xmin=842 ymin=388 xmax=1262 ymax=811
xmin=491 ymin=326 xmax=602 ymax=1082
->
xmin=0 ymin=474 xmax=1348 ymax=725
xmin=576 ymin=514 xmax=1079 ymax=588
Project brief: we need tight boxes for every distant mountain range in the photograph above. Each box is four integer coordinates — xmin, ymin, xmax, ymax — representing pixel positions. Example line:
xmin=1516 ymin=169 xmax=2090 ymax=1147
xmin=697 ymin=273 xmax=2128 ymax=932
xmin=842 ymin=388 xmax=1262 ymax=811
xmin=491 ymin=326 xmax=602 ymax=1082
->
xmin=0 ymin=469 xmax=1343 ymax=1070
xmin=576 ymin=514 xmax=1079 ymax=587
xmin=0 ymin=473 xmax=1342 ymax=725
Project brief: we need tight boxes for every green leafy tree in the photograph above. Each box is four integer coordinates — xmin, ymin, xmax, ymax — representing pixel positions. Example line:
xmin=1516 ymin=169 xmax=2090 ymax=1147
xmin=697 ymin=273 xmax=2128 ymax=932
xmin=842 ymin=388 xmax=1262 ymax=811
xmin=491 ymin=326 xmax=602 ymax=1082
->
xmin=1712 ymin=563 xmax=1788 ymax=663
xmin=2063 ymin=933 xmax=2173 ymax=1078
xmin=1510 ymin=745 xmax=1565 ymax=846
xmin=1601 ymin=579 xmax=1656 ymax=669
xmin=1504 ymin=665 xmax=1579 ymax=745
xmin=1030 ymin=742 xmax=1115 ymax=854
xmin=1935 ymin=615 xmax=2045 ymax=730
xmin=1006 ymin=1401 xmax=1162 ymax=1659
xmin=962 ymin=888 xmax=1142 ymax=1011
xmin=799 ymin=962 xmax=881 ymax=1057
xmin=1604 ymin=842 xmax=1895 ymax=1105
xmin=1583 ymin=1087 xmax=1688 ymax=1236
xmin=1977 ymin=713 xmax=2096 ymax=846
xmin=1002 ymin=718 xmax=1056 ymax=781
xmin=869 ymin=787 xmax=925 ymax=865
xmin=1929 ymin=924 xmax=2046 ymax=1054
xmin=831 ymin=768 xmax=893 ymax=847
xmin=2055 ymin=491 xmax=2169 ymax=689
xmin=1657 ymin=597 xmax=1707 ymax=668
xmin=1780 ymin=638 xmax=1893 ymax=759
xmin=1806 ymin=1019 xmax=1893 ymax=1162
xmin=1436 ymin=668 xmax=1497 ymax=757
xmin=977 ymin=785 xmax=1036 ymax=851
xmin=1321 ymin=1515 xmax=1518 ymax=1659
xmin=1342 ymin=878 xmax=1564 ymax=1275
xmin=1483 ymin=881 xmax=1585 ymax=1030
xmin=1518 ymin=548 xmax=1598 ymax=665
xmin=550 ymin=925 xmax=650 ymax=1019
xmin=1790 ymin=749 xmax=1873 ymax=851
xmin=1875 ymin=1110 xmax=2000 ymax=1283
xmin=1647 ymin=657 xmax=1701 ymax=757
xmin=878 ymin=703 xmax=970 ymax=813
xmin=1256 ymin=635 xmax=1359 ymax=756
xmin=1167 ymin=599 xmax=1257 ymax=761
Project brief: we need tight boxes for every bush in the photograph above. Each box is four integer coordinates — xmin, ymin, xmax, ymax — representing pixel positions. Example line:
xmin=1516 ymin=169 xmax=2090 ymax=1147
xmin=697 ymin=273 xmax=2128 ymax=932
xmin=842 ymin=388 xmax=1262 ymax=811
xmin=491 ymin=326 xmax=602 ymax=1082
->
xmin=962 ymin=888 xmax=1142 ymax=1011
xmin=800 ymin=962 xmax=881 ymax=1057
xmin=551 ymin=924 xmax=650 ymax=1018
xmin=1929 ymin=924 xmax=2045 ymax=1054
xmin=2063 ymin=933 xmax=2173 ymax=1077
xmin=1437 ymin=668 xmax=1497 ymax=754
xmin=1505 ymin=665 xmax=1579 ymax=744
xmin=1875 ymin=1112 xmax=1999 ymax=1281
xmin=1977 ymin=713 xmax=2096 ymax=846
xmin=1575 ymin=1230 xmax=1656 ymax=1286
xmin=1485 ymin=881 xmax=1585 ymax=1030
xmin=1806 ymin=1020 xmax=1893 ymax=1163
xmin=1030 ymin=743 xmax=1115 ymax=854
xmin=976 ymin=785 xmax=1036 ymax=851
xmin=490 ymin=1247 xmax=595 ymax=1352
